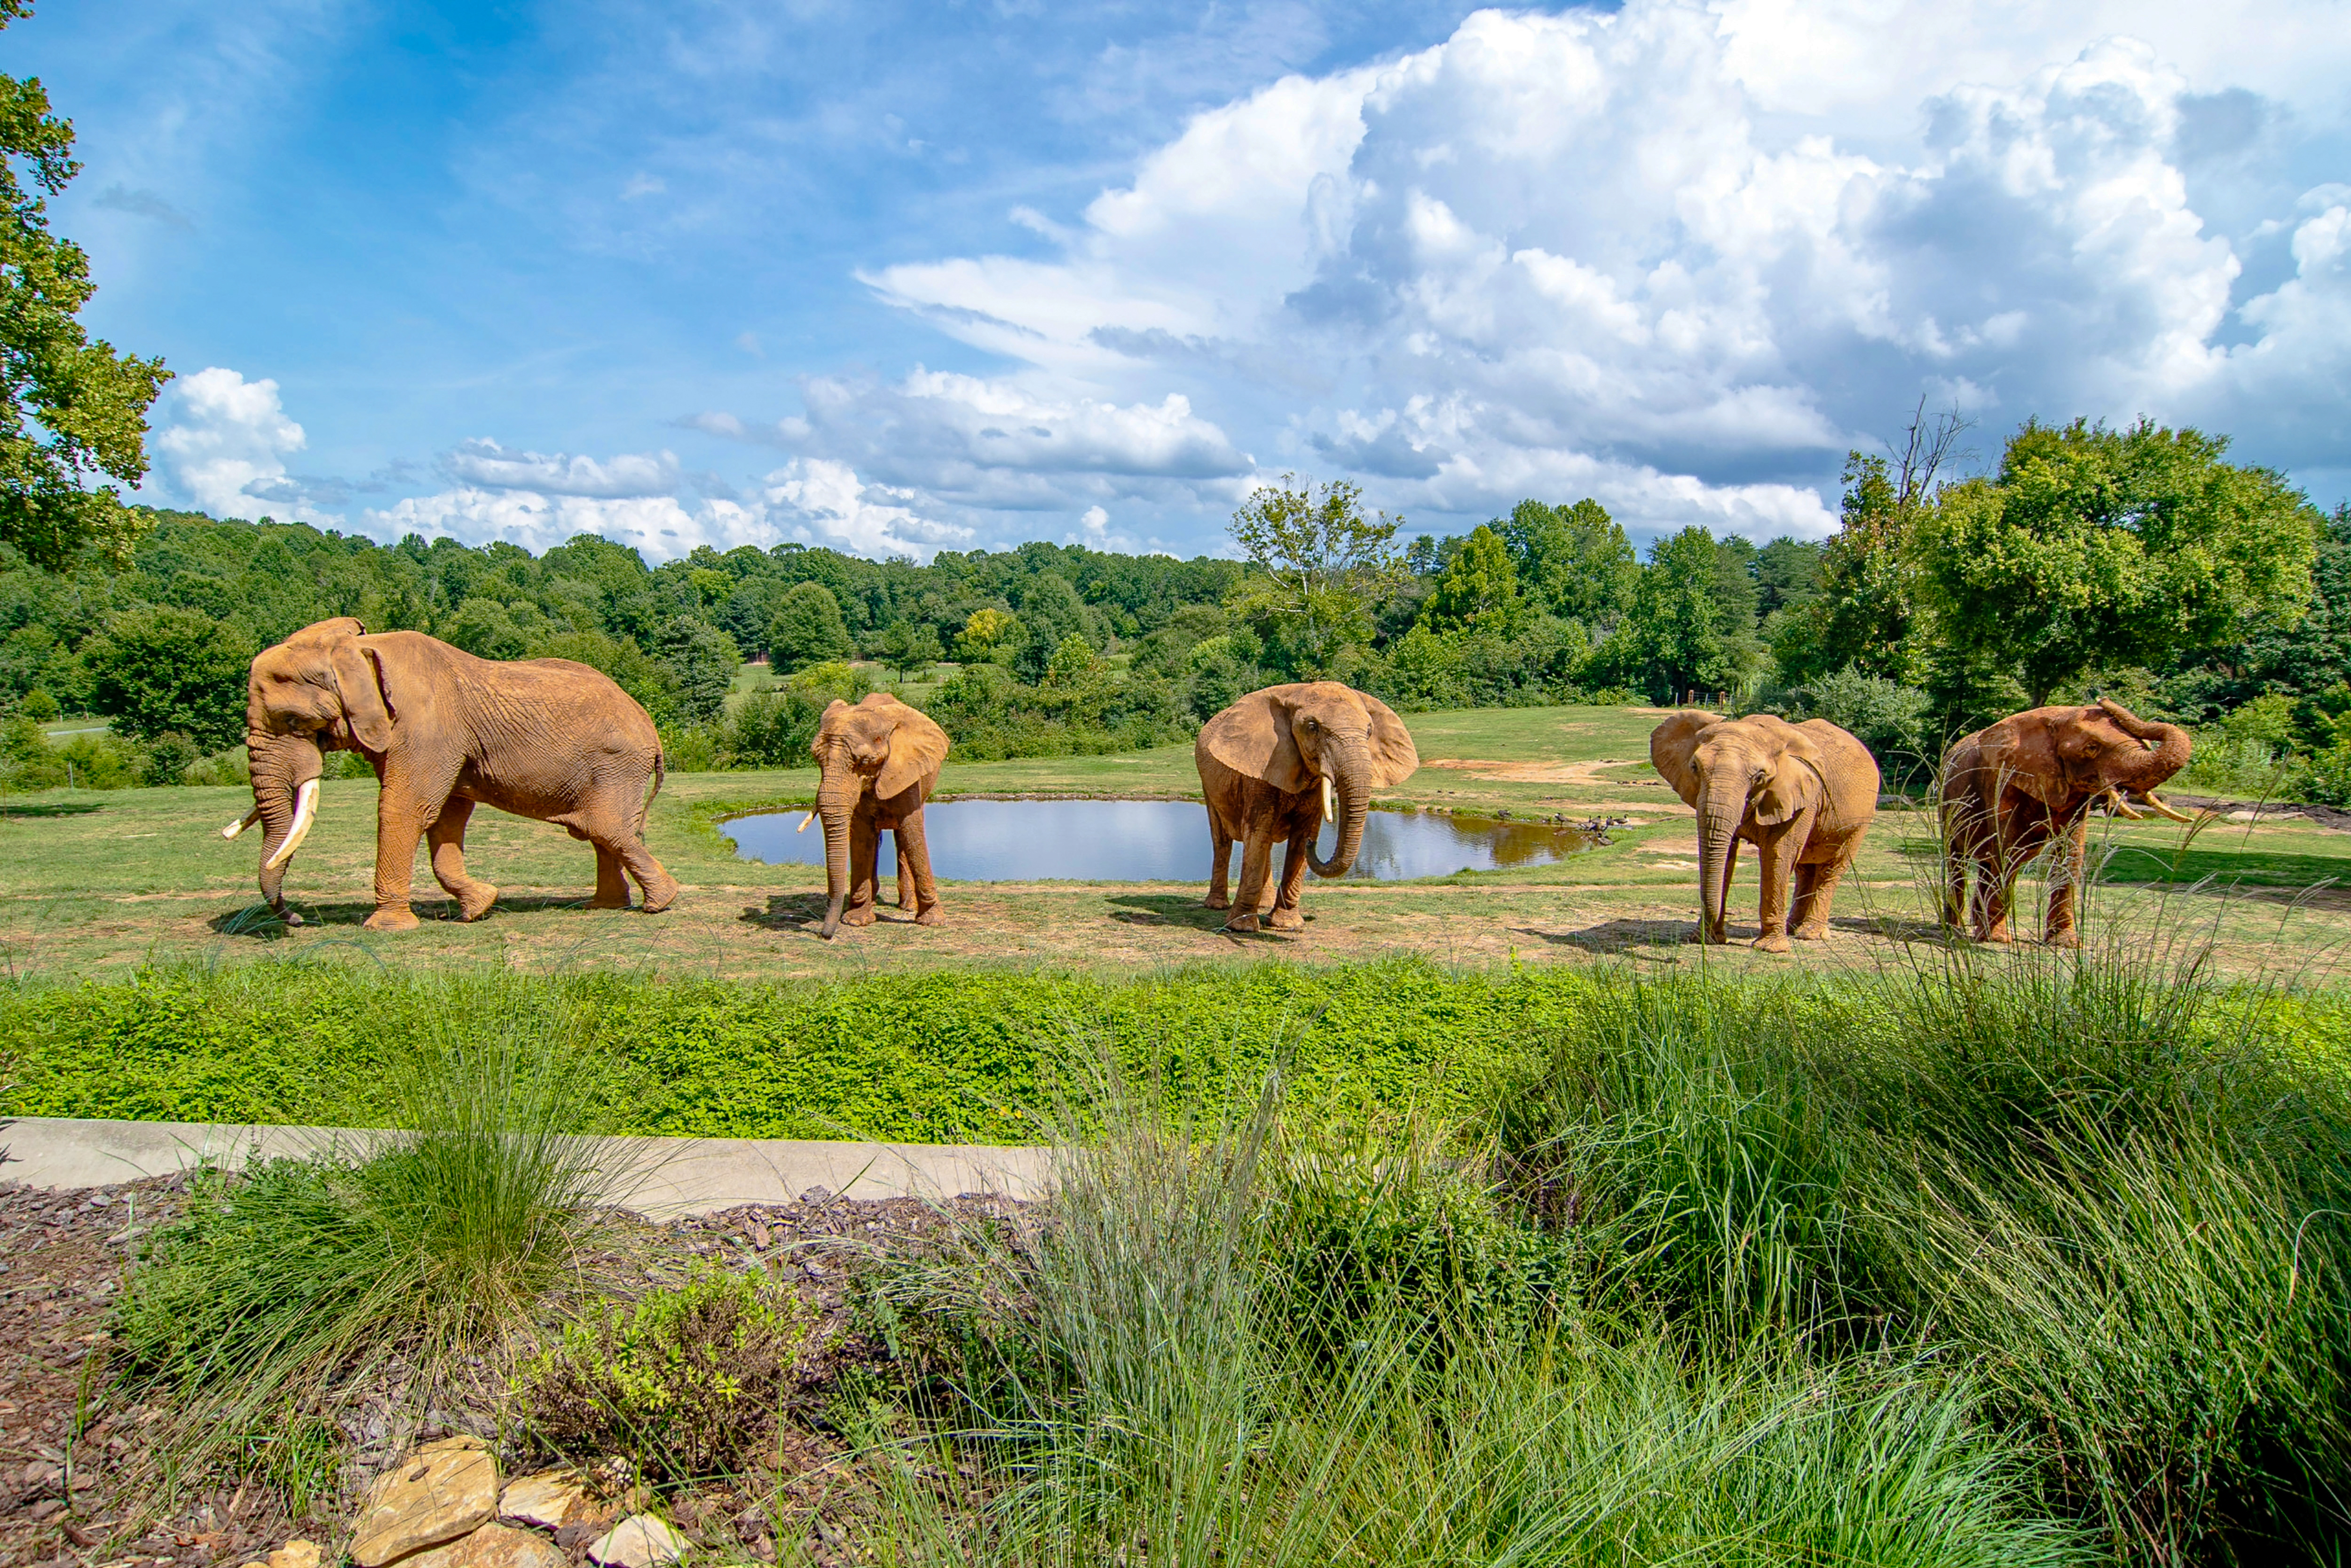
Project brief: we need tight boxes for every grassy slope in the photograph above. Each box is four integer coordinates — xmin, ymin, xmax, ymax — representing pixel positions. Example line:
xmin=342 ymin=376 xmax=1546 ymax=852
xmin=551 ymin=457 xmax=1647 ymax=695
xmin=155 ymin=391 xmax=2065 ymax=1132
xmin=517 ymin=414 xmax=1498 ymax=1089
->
xmin=0 ymin=704 xmax=2344 ymax=981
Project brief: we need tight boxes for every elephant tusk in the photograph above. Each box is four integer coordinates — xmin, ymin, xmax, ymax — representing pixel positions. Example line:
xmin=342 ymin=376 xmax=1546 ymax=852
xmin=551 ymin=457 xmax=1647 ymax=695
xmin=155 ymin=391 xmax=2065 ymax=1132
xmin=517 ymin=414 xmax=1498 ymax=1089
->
xmin=1321 ymin=774 xmax=1336 ymax=825
xmin=2142 ymin=790 xmax=2198 ymax=825
xmin=264 ymin=779 xmax=320 ymax=871
xmin=797 ymin=811 xmax=816 ymax=833
xmin=221 ymin=807 xmax=261 ymax=840
xmin=2103 ymin=788 xmax=2148 ymax=821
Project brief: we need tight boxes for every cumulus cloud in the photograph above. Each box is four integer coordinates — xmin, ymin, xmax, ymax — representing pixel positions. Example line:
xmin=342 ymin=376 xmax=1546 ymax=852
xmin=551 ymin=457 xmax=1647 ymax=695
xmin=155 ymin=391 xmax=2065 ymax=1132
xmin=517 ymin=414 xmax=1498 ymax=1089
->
xmin=760 ymin=459 xmax=973 ymax=561
xmin=363 ymin=489 xmax=777 ymax=560
xmin=149 ymin=367 xmax=318 ymax=520
xmin=847 ymin=0 xmax=2351 ymax=540
xmin=439 ymin=438 xmax=683 ymax=497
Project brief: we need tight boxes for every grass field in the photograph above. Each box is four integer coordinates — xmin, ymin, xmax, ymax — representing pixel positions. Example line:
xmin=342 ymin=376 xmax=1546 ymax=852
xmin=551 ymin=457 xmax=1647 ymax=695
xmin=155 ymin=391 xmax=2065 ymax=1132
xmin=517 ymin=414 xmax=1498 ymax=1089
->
xmin=2 ymin=703 xmax=2345 ymax=982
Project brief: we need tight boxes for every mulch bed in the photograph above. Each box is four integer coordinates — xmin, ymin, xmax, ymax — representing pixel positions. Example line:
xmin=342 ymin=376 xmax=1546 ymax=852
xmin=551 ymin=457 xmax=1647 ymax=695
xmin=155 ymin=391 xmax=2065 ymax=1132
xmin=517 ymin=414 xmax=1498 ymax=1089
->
xmin=0 ymin=1171 xmax=1030 ymax=1568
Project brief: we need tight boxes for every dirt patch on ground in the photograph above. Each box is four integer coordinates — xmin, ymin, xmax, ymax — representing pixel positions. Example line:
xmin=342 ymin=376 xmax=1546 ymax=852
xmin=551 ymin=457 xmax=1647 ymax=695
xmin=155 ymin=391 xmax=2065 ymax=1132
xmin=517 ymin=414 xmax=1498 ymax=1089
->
xmin=1421 ymin=756 xmax=1639 ymax=784
xmin=0 ymin=1172 xmax=1029 ymax=1568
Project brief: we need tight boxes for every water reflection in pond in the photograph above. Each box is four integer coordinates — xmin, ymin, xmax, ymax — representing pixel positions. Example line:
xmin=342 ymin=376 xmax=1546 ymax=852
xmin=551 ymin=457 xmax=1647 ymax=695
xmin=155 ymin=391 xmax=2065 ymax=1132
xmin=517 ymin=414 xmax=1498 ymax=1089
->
xmin=719 ymin=798 xmax=1596 ymax=882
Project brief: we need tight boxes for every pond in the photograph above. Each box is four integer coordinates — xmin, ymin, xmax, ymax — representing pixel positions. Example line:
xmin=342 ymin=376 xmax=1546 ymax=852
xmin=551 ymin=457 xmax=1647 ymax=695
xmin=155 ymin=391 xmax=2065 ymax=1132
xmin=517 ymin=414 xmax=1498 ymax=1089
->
xmin=719 ymin=798 xmax=1599 ymax=882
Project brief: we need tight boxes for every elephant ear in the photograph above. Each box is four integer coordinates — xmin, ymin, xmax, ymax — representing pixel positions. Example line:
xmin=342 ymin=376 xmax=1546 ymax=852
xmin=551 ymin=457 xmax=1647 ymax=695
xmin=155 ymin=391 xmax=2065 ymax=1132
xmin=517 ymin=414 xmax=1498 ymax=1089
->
xmin=1648 ymin=711 xmax=1718 ymax=809
xmin=1984 ymin=719 xmax=2067 ymax=810
xmin=1753 ymin=727 xmax=1826 ymax=827
xmin=1201 ymin=687 xmax=1311 ymax=794
xmin=329 ymin=638 xmax=395 ymax=753
xmin=878 ymin=701 xmax=950 ymax=799
xmin=1361 ymin=693 xmax=1420 ymax=788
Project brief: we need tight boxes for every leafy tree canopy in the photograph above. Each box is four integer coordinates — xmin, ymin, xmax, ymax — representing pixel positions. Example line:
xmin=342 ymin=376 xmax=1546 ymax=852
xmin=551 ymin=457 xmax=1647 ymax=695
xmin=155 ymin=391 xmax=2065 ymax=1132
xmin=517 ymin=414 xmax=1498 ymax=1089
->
xmin=1499 ymin=498 xmax=1638 ymax=625
xmin=1419 ymin=523 xmax=1523 ymax=635
xmin=1227 ymin=474 xmax=1404 ymax=680
xmin=765 ymin=581 xmax=852 ymax=672
xmin=0 ymin=4 xmax=171 ymax=569
xmin=84 ymin=605 xmax=253 ymax=751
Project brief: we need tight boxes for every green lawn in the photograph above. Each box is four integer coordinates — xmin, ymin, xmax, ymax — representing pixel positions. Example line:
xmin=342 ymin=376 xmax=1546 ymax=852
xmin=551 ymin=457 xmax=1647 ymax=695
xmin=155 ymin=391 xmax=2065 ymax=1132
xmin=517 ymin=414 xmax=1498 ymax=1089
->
xmin=1 ymin=702 xmax=2344 ymax=982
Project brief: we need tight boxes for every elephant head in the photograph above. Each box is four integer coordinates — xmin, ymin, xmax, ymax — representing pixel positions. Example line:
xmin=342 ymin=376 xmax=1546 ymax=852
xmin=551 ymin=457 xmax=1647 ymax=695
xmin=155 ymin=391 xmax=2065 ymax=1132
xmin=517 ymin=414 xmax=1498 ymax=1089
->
xmin=810 ymin=693 xmax=949 ymax=938
xmin=1650 ymin=712 xmax=1830 ymax=941
xmin=1983 ymin=698 xmax=2195 ymax=823
xmin=230 ymin=617 xmax=393 ymax=922
xmin=1199 ymin=682 xmax=1419 ymax=878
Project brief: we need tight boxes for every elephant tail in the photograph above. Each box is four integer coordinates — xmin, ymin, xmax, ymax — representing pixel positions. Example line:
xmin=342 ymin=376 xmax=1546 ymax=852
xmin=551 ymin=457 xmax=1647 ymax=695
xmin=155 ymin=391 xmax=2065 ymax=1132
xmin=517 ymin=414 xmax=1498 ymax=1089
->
xmin=638 ymin=746 xmax=665 ymax=843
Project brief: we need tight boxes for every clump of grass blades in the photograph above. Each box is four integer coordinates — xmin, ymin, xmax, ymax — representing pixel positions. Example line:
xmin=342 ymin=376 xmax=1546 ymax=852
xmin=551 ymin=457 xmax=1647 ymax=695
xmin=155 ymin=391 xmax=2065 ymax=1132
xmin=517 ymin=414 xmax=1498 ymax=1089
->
xmin=853 ymin=1046 xmax=2083 ymax=1567
xmin=1491 ymin=939 xmax=2351 ymax=1560
xmin=113 ymin=999 xmax=639 ymax=1500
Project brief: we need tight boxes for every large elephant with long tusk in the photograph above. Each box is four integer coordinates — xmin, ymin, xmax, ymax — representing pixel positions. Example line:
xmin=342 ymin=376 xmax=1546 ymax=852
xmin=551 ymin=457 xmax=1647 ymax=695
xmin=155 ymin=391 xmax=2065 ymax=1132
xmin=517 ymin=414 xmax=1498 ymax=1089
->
xmin=808 ymin=693 xmax=950 ymax=938
xmin=1194 ymin=682 xmax=1420 ymax=932
xmin=232 ymin=617 xmax=678 ymax=930
xmin=1940 ymin=697 xmax=2196 ymax=947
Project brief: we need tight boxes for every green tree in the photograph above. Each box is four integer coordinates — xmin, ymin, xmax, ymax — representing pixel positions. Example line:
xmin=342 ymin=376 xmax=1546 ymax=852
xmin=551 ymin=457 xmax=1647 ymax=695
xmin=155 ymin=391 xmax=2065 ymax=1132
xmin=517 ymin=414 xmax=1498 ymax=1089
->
xmin=765 ymin=581 xmax=852 ymax=672
xmin=1501 ymin=498 xmax=1638 ymax=625
xmin=1602 ymin=528 xmax=1743 ymax=703
xmin=1751 ymin=537 xmax=1823 ymax=617
xmin=1013 ymin=573 xmax=1092 ymax=683
xmin=879 ymin=619 xmax=944 ymax=681
xmin=955 ymin=607 xmax=1022 ymax=665
xmin=84 ymin=606 xmax=254 ymax=751
xmin=0 ymin=7 xmax=173 ymax=568
xmin=443 ymin=597 xmax=529 ymax=661
xmin=1917 ymin=418 xmax=2320 ymax=705
xmin=1418 ymin=523 xmax=1523 ymax=635
xmin=1227 ymin=474 xmax=1404 ymax=680
xmin=1042 ymin=633 xmax=1102 ymax=687
xmin=654 ymin=616 xmax=741 ymax=725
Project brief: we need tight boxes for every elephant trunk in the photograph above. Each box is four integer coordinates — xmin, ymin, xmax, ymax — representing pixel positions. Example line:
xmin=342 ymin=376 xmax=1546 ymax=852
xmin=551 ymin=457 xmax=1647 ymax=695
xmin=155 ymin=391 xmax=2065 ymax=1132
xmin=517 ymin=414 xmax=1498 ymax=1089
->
xmin=1306 ymin=737 xmax=1370 ymax=878
xmin=2099 ymin=699 xmax=2193 ymax=791
xmin=246 ymin=731 xmax=325 ymax=916
xmin=816 ymin=754 xmax=860 ymax=939
xmin=1696 ymin=768 xmax=1742 ymax=939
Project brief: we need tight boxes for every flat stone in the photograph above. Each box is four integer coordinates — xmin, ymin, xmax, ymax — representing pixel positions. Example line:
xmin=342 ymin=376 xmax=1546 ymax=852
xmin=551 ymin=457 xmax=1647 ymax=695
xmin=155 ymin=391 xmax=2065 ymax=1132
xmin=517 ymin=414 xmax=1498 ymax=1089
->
xmin=587 ymin=1515 xmax=688 ymax=1568
xmin=268 ymin=1544 xmax=321 ymax=1568
xmin=348 ymin=1439 xmax=500 ymax=1568
xmin=398 ymin=1524 xmax=568 ymax=1568
xmin=500 ymin=1472 xmax=593 ymax=1531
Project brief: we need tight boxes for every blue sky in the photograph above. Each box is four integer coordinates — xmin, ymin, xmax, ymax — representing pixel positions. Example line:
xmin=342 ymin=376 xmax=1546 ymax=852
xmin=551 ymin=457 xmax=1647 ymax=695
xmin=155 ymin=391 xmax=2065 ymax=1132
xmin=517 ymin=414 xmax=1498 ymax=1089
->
xmin=21 ymin=0 xmax=2351 ymax=562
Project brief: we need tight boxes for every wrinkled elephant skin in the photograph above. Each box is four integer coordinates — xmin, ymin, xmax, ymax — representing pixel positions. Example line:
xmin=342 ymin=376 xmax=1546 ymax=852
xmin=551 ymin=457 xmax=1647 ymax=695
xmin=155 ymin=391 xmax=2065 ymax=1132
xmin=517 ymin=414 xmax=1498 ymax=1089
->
xmin=1194 ymin=682 xmax=1420 ymax=933
xmin=241 ymin=618 xmax=677 ymax=930
xmin=810 ymin=693 xmax=950 ymax=938
xmin=1649 ymin=711 xmax=1881 ymax=953
xmin=1940 ymin=699 xmax=2193 ymax=946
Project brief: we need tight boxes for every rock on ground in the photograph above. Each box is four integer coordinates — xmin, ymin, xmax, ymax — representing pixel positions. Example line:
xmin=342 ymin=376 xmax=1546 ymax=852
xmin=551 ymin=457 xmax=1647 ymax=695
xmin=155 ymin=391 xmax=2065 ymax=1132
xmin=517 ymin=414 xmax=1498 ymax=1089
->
xmin=499 ymin=1471 xmax=594 ymax=1531
xmin=348 ymin=1437 xmax=500 ymax=1568
xmin=397 ymin=1522 xmax=568 ymax=1568
xmin=587 ymin=1515 xmax=688 ymax=1568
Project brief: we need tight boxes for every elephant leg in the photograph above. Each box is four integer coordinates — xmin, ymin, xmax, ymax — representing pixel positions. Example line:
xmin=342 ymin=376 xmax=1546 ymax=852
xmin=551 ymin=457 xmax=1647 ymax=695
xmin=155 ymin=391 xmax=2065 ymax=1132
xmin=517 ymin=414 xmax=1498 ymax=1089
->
xmin=893 ymin=831 xmax=917 ymax=912
xmin=1226 ymin=829 xmax=1275 ymax=932
xmin=366 ymin=788 xmax=430 ymax=932
xmin=1752 ymin=821 xmax=1805 ymax=953
xmin=1979 ymin=850 xmax=2014 ymax=943
xmin=591 ymin=847 xmax=629 ymax=908
xmin=1267 ymin=828 xmax=1311 ymax=931
xmin=2045 ymin=816 xmax=2088 ymax=948
xmin=897 ymin=810 xmax=943 ymax=926
xmin=1204 ymin=815 xmax=1234 ymax=910
xmin=1793 ymin=853 xmax=1849 ymax=940
xmin=842 ymin=814 xmax=881 ymax=927
xmin=427 ymin=796 xmax=499 ymax=921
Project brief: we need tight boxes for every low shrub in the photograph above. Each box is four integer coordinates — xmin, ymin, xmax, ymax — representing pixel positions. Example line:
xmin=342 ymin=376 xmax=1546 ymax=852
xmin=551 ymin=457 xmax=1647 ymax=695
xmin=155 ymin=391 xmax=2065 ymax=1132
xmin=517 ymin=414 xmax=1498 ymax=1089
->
xmin=515 ymin=1267 xmax=816 ymax=1480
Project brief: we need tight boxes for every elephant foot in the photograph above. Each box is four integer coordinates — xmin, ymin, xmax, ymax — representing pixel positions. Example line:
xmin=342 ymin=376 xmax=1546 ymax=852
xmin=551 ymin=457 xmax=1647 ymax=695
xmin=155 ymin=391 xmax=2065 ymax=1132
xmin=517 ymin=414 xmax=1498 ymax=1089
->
xmin=457 ymin=883 xmax=500 ymax=921
xmin=1753 ymin=931 xmax=1792 ymax=954
xmin=272 ymin=902 xmax=306 ymax=929
xmin=639 ymin=876 xmax=679 ymax=914
xmin=1224 ymin=912 xmax=1261 ymax=933
xmin=1266 ymin=907 xmax=1305 ymax=931
xmin=364 ymin=907 xmax=421 ymax=933
xmin=914 ymin=905 xmax=943 ymax=926
xmin=1203 ymin=890 xmax=1231 ymax=910
xmin=1688 ymin=925 xmax=1727 ymax=946
xmin=840 ymin=906 xmax=878 ymax=928
xmin=589 ymin=893 xmax=630 ymax=910
xmin=2046 ymin=930 xmax=2082 ymax=950
xmin=1792 ymin=921 xmax=1830 ymax=942
xmin=1981 ymin=929 xmax=2013 ymax=946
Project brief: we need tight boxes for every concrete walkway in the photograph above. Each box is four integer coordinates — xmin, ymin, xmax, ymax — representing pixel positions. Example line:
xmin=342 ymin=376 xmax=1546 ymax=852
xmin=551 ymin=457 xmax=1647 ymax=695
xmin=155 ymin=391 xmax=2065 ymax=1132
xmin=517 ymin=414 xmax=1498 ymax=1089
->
xmin=0 ymin=1115 xmax=1051 ymax=1214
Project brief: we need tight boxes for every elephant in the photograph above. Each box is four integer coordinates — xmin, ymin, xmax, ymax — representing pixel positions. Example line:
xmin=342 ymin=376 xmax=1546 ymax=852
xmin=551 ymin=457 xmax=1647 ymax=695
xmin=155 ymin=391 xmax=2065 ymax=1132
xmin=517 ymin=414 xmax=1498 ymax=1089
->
xmin=809 ymin=692 xmax=951 ymax=938
xmin=1194 ymin=681 xmax=1420 ymax=932
xmin=1940 ymin=698 xmax=2194 ymax=946
xmin=1649 ymin=711 xmax=1880 ymax=953
xmin=229 ymin=617 xmax=677 ymax=930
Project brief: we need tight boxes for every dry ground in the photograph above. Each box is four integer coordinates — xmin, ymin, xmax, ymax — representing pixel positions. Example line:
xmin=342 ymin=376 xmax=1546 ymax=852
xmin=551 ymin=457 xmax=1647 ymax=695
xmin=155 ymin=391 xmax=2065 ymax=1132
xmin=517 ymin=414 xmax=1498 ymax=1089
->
xmin=4 ymin=705 xmax=2347 ymax=983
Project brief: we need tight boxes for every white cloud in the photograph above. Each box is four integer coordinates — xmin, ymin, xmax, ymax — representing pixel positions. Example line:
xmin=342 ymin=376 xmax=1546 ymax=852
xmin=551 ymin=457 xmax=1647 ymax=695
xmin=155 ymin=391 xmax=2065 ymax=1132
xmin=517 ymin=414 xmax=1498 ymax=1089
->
xmin=439 ymin=438 xmax=682 ymax=497
xmin=363 ymin=488 xmax=776 ymax=560
xmin=149 ymin=367 xmax=316 ymax=521
xmin=760 ymin=459 xmax=972 ymax=561
xmin=844 ymin=0 xmax=2351 ymax=540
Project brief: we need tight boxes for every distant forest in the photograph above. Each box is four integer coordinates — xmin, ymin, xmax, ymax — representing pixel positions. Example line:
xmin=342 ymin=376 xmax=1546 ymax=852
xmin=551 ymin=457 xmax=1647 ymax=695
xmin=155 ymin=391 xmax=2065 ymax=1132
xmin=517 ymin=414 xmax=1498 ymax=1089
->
xmin=4 ymin=412 xmax=2349 ymax=800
